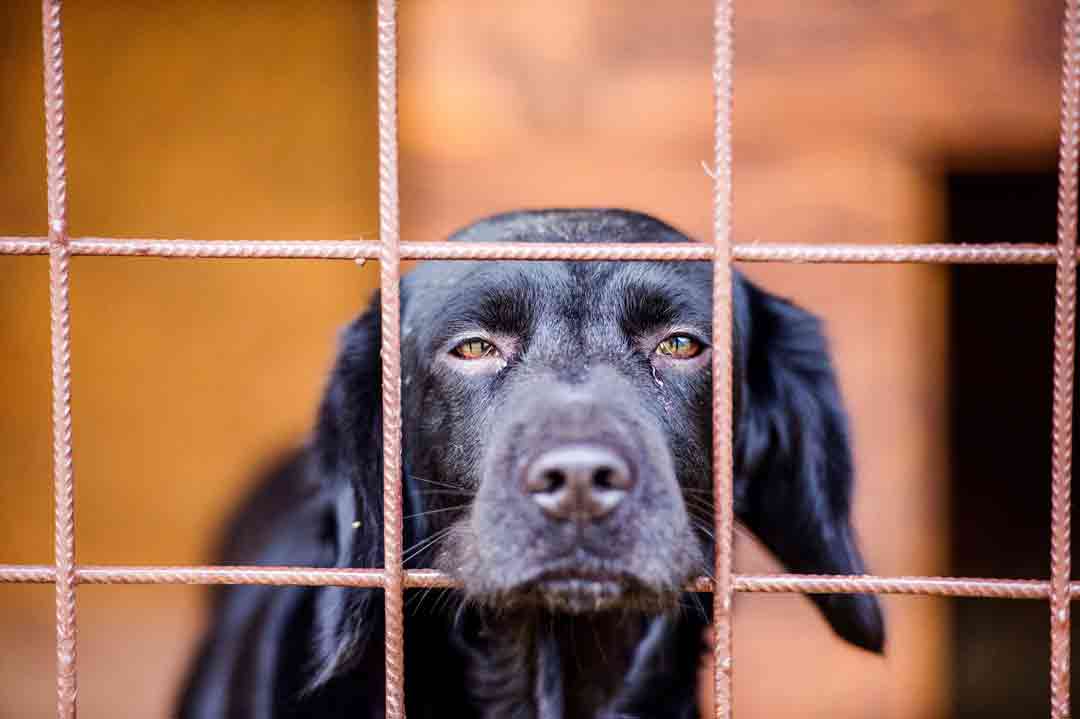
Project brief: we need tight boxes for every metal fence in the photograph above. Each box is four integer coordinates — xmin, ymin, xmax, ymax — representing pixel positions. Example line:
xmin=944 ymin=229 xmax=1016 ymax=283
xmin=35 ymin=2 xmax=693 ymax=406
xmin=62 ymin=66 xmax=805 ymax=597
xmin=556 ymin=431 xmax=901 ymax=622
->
xmin=0 ymin=1 xmax=1077 ymax=717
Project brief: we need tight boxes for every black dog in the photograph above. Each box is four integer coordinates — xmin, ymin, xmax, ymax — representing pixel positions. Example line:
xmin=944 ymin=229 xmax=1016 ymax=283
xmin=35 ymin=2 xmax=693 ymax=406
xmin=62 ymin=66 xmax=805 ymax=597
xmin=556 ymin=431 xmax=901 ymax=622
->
xmin=178 ymin=209 xmax=883 ymax=719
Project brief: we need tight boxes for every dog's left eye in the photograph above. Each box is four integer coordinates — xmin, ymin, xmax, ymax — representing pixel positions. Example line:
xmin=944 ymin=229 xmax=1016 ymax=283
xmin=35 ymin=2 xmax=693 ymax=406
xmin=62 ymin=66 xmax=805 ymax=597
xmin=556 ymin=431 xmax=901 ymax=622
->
xmin=452 ymin=337 xmax=497 ymax=360
xmin=655 ymin=334 xmax=702 ymax=359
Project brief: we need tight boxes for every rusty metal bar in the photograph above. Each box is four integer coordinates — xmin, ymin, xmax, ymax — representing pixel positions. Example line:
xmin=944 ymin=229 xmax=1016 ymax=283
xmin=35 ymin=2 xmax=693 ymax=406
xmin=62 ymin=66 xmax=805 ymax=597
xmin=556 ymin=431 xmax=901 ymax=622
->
xmin=4 ymin=565 xmax=1072 ymax=599
xmin=40 ymin=2 xmax=77 ymax=717
xmin=1050 ymin=2 xmax=1080 ymax=717
xmin=733 ymin=243 xmax=1062 ymax=264
xmin=0 ymin=566 xmax=388 ymax=587
xmin=710 ymin=1 xmax=736 ymax=717
xmin=732 ymin=574 xmax=1058 ymax=599
xmin=376 ymin=0 xmax=406 ymax=717
xmin=0 ymin=237 xmax=1072 ymax=264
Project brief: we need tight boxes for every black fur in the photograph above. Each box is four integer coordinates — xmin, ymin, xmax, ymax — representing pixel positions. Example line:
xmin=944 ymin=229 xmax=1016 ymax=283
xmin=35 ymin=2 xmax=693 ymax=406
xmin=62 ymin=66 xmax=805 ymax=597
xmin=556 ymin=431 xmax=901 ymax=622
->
xmin=178 ymin=209 xmax=884 ymax=719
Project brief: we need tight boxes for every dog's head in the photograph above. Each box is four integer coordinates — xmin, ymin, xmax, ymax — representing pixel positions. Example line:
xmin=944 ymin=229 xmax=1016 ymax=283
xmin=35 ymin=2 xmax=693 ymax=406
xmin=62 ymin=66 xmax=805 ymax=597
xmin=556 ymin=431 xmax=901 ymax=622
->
xmin=311 ymin=209 xmax=883 ymax=680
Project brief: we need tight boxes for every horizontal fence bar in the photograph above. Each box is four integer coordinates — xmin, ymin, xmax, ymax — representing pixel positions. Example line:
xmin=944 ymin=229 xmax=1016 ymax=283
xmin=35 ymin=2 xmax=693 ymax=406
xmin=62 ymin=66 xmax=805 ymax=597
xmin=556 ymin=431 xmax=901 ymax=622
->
xmin=0 ymin=237 xmax=380 ymax=259
xmin=0 ymin=564 xmax=1070 ymax=598
xmin=733 ymin=243 xmax=1059 ymax=264
xmin=733 ymin=574 xmax=1053 ymax=599
xmin=0 ymin=237 xmax=1069 ymax=264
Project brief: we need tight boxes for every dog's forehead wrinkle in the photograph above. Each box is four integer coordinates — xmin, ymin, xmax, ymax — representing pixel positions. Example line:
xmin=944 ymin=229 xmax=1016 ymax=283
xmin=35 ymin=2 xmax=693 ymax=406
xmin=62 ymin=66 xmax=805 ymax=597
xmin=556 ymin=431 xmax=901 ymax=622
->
xmin=407 ymin=257 xmax=716 ymax=377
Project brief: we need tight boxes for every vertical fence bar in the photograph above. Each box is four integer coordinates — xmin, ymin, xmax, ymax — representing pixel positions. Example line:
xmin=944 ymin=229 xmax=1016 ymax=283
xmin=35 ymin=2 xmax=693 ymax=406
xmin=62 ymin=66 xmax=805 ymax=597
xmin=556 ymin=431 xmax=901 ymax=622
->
xmin=711 ymin=0 xmax=735 ymax=717
xmin=40 ymin=1 xmax=77 ymax=717
xmin=1050 ymin=2 xmax=1079 ymax=717
xmin=376 ymin=0 xmax=406 ymax=717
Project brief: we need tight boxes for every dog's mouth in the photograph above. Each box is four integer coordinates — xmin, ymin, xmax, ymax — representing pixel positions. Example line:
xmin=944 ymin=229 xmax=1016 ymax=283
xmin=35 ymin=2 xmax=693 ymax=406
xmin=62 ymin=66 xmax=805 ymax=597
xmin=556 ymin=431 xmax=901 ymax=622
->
xmin=493 ymin=564 xmax=682 ymax=614
xmin=531 ymin=569 xmax=627 ymax=613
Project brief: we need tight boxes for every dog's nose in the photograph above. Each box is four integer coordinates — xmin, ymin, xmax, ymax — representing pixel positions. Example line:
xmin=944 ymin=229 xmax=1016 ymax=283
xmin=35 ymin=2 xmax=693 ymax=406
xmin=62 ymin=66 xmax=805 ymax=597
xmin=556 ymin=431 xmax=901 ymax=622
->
xmin=524 ymin=444 xmax=633 ymax=521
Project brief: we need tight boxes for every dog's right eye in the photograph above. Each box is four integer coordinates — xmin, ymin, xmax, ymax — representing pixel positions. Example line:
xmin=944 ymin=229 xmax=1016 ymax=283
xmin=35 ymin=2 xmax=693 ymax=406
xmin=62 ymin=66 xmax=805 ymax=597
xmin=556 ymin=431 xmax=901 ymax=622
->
xmin=451 ymin=338 xmax=497 ymax=360
xmin=655 ymin=333 xmax=703 ymax=359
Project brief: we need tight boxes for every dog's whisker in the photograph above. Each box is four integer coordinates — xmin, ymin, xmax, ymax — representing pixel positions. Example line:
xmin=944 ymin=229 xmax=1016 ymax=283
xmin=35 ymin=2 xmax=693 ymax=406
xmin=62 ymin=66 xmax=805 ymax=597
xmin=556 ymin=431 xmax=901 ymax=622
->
xmin=402 ymin=527 xmax=453 ymax=565
xmin=683 ymin=496 xmax=715 ymax=515
xmin=689 ymin=515 xmax=717 ymax=533
xmin=409 ymin=475 xmax=469 ymax=491
xmin=680 ymin=592 xmax=709 ymax=621
xmin=402 ymin=537 xmax=450 ymax=567
xmin=406 ymin=586 xmax=443 ymax=616
xmin=412 ymin=587 xmax=445 ymax=616
xmin=687 ymin=517 xmax=716 ymax=542
xmin=685 ymin=505 xmax=718 ymax=526
xmin=402 ymin=525 xmax=451 ymax=553
xmin=403 ymin=504 xmax=471 ymax=521
xmin=404 ymin=588 xmax=428 ymax=611
xmin=415 ymin=488 xmax=472 ymax=497
xmin=431 ymin=585 xmax=461 ymax=618
xmin=682 ymin=485 xmax=715 ymax=493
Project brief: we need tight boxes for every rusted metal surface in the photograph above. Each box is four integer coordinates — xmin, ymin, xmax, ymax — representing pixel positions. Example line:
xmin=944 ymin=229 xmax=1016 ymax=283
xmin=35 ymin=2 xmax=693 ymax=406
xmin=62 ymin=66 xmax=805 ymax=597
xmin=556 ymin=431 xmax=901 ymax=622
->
xmin=710 ymin=1 xmax=736 ymax=718
xmin=0 ymin=237 xmax=1073 ymax=264
xmin=0 ymin=566 xmax=389 ymax=587
xmin=41 ymin=1 xmax=77 ymax=717
xmin=377 ymin=1 xmax=406 ymax=717
xmin=6 ymin=565 xmax=1073 ymax=599
xmin=1050 ymin=3 xmax=1079 ymax=718
xmin=733 ymin=574 xmax=1060 ymax=599
xmin=732 ymin=243 xmax=1066 ymax=264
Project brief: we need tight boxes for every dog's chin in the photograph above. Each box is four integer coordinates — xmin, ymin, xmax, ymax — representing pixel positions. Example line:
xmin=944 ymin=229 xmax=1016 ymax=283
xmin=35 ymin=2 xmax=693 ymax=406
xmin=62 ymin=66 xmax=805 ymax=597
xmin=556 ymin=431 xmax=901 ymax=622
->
xmin=535 ymin=574 xmax=627 ymax=613
xmin=481 ymin=570 xmax=681 ymax=615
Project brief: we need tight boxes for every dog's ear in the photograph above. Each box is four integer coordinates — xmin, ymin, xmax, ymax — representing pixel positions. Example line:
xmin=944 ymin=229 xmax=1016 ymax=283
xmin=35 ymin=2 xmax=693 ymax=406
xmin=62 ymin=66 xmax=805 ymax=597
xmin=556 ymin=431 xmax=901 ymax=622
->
xmin=307 ymin=296 xmax=388 ymax=687
xmin=734 ymin=278 xmax=885 ymax=653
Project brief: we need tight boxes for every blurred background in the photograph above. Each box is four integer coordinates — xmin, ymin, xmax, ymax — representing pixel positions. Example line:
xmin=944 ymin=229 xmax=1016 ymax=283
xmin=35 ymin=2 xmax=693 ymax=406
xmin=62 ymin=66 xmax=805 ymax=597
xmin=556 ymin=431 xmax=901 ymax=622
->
xmin=0 ymin=1 xmax=1072 ymax=716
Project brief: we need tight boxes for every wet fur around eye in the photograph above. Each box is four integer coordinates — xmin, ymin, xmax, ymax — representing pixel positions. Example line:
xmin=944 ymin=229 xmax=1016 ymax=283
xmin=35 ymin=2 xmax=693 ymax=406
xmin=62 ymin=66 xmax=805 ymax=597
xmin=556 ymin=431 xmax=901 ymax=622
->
xmin=178 ymin=209 xmax=883 ymax=719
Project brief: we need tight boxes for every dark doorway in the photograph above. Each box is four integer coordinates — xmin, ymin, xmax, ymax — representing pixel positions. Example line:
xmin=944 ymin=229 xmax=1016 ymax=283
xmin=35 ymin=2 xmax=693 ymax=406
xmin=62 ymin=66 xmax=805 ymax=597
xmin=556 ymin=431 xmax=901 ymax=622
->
xmin=947 ymin=168 xmax=1077 ymax=717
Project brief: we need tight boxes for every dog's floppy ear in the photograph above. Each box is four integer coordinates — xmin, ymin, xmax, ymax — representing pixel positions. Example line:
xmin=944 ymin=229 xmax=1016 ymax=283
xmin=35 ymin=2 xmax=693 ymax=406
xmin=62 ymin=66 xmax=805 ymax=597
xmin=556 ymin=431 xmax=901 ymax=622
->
xmin=307 ymin=296 xmax=388 ymax=687
xmin=734 ymin=277 xmax=885 ymax=653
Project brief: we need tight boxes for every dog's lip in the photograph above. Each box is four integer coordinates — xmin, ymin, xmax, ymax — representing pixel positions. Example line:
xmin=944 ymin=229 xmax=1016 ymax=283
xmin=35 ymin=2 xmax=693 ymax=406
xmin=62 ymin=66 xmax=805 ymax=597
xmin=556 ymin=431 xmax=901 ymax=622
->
xmin=523 ymin=566 xmax=639 ymax=604
xmin=535 ymin=568 xmax=625 ymax=584
xmin=530 ymin=569 xmax=628 ymax=613
xmin=467 ymin=562 xmax=682 ymax=612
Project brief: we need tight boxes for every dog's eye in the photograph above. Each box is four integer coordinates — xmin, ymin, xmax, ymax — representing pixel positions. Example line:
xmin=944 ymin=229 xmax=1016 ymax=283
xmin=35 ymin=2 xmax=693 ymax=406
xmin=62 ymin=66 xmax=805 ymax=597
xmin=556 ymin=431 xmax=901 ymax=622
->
xmin=452 ymin=338 xmax=497 ymax=360
xmin=656 ymin=334 xmax=702 ymax=359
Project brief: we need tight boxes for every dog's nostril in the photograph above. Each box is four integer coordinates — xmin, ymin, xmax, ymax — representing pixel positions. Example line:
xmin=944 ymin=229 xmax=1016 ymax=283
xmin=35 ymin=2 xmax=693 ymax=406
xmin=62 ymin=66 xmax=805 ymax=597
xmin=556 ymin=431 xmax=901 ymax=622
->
xmin=540 ymin=469 xmax=566 ymax=493
xmin=524 ymin=444 xmax=633 ymax=521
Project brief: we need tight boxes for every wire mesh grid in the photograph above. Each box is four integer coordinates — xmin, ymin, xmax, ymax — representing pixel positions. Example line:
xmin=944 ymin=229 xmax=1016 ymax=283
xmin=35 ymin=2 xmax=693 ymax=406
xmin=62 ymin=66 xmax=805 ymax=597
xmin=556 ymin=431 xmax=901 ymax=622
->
xmin=0 ymin=0 xmax=1077 ymax=717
